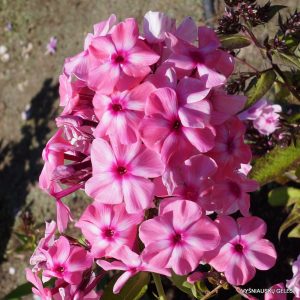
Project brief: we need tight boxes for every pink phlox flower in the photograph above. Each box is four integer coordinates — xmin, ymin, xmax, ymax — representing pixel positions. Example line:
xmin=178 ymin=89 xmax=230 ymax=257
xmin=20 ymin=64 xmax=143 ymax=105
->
xmin=30 ymin=221 xmax=57 ymax=271
xmin=46 ymin=37 xmax=57 ymax=55
xmin=59 ymin=75 xmax=95 ymax=116
xmin=287 ymin=254 xmax=300 ymax=298
xmin=26 ymin=268 xmax=52 ymax=300
xmin=143 ymin=11 xmax=197 ymax=44
xmin=85 ymin=138 xmax=164 ymax=213
xmin=162 ymin=154 xmax=217 ymax=202
xmin=166 ymin=26 xmax=234 ymax=86
xmin=97 ymin=246 xmax=171 ymax=294
xmin=209 ymin=88 xmax=247 ymax=125
xmin=208 ymin=117 xmax=252 ymax=171
xmin=42 ymin=236 xmax=93 ymax=285
xmin=139 ymin=199 xmax=220 ymax=275
xmin=140 ymin=83 xmax=215 ymax=164
xmin=64 ymin=14 xmax=117 ymax=81
xmin=239 ymin=99 xmax=282 ymax=136
xmin=204 ymin=216 xmax=277 ymax=286
xmin=265 ymin=283 xmax=287 ymax=300
xmin=93 ymin=81 xmax=155 ymax=144
xmin=76 ymin=202 xmax=143 ymax=258
xmin=202 ymin=171 xmax=259 ymax=216
xmin=52 ymin=272 xmax=104 ymax=300
xmin=87 ymin=18 xmax=159 ymax=94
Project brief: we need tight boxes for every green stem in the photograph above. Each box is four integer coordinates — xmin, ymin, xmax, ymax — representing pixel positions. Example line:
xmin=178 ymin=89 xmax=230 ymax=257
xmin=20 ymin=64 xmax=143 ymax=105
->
xmin=152 ymin=273 xmax=167 ymax=300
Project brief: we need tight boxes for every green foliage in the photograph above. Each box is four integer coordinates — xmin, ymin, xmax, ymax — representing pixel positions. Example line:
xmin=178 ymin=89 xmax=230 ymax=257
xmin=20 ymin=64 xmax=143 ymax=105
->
xmin=268 ymin=187 xmax=300 ymax=207
xmin=219 ymin=34 xmax=252 ymax=50
xmin=279 ymin=205 xmax=300 ymax=239
xmin=250 ymin=141 xmax=300 ymax=186
xmin=4 ymin=282 xmax=33 ymax=299
xmin=245 ymin=70 xmax=276 ymax=108
xmin=273 ymin=50 xmax=300 ymax=69
xmin=170 ymin=273 xmax=208 ymax=299
xmin=101 ymin=272 xmax=150 ymax=300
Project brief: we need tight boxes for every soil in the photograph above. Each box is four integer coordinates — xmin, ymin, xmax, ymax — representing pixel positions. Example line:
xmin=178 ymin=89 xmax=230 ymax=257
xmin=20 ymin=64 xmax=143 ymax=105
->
xmin=0 ymin=0 xmax=299 ymax=299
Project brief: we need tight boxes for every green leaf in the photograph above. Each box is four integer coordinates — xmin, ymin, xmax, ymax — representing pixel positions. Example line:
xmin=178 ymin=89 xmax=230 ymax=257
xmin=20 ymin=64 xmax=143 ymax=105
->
xmin=288 ymin=224 xmax=300 ymax=238
xmin=101 ymin=272 xmax=150 ymax=300
xmin=268 ymin=187 xmax=300 ymax=207
xmin=170 ymin=273 xmax=195 ymax=298
xmin=4 ymin=282 xmax=33 ymax=299
xmin=278 ymin=205 xmax=300 ymax=239
xmin=273 ymin=51 xmax=300 ymax=69
xmin=219 ymin=34 xmax=251 ymax=50
xmin=245 ymin=70 xmax=276 ymax=108
xmin=250 ymin=141 xmax=300 ymax=185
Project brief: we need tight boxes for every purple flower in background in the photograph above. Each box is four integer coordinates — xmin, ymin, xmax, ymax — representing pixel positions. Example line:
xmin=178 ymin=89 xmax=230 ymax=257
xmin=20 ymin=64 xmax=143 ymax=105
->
xmin=5 ymin=22 xmax=13 ymax=31
xmin=239 ymin=99 xmax=282 ymax=136
xmin=46 ymin=37 xmax=57 ymax=55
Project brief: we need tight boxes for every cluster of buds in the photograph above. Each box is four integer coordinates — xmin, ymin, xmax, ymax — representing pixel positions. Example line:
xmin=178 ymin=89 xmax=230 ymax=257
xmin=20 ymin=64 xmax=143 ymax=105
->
xmin=26 ymin=11 xmax=279 ymax=299
xmin=274 ymin=11 xmax=300 ymax=51
xmin=218 ymin=0 xmax=282 ymax=34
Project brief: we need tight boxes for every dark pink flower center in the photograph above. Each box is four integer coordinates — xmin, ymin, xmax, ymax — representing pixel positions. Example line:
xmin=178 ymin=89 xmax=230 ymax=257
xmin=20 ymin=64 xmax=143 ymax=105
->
xmin=112 ymin=52 xmax=126 ymax=65
xmin=117 ymin=166 xmax=127 ymax=175
xmin=104 ymin=228 xmax=115 ymax=238
xmin=173 ymin=120 xmax=182 ymax=131
xmin=234 ymin=243 xmax=244 ymax=253
xmin=112 ymin=103 xmax=123 ymax=112
xmin=55 ymin=266 xmax=65 ymax=273
xmin=173 ymin=233 xmax=183 ymax=244
xmin=189 ymin=50 xmax=204 ymax=64
xmin=228 ymin=181 xmax=241 ymax=198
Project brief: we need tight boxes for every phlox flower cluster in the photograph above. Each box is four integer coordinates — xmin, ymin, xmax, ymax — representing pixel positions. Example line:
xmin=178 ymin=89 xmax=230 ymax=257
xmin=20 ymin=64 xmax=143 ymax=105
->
xmin=239 ymin=99 xmax=282 ymax=136
xmin=27 ymin=11 xmax=277 ymax=298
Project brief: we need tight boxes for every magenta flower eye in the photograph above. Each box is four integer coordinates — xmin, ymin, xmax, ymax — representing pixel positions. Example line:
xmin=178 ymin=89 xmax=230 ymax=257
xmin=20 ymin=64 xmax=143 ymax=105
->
xmin=234 ymin=243 xmax=244 ymax=253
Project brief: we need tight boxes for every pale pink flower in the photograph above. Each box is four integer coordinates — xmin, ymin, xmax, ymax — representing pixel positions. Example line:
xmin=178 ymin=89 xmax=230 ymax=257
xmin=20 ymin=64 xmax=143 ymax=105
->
xmin=64 ymin=14 xmax=117 ymax=81
xmin=167 ymin=27 xmax=234 ymax=86
xmin=204 ymin=216 xmax=277 ymax=286
xmin=98 ymin=246 xmax=170 ymax=293
xmin=93 ymin=82 xmax=155 ymax=144
xmin=85 ymin=138 xmax=164 ymax=213
xmin=139 ymin=199 xmax=220 ymax=275
xmin=140 ymin=86 xmax=215 ymax=163
xmin=143 ymin=11 xmax=197 ymax=44
xmin=287 ymin=254 xmax=300 ymax=298
xmin=239 ymin=99 xmax=282 ymax=136
xmin=208 ymin=117 xmax=252 ymax=171
xmin=30 ymin=221 xmax=56 ymax=271
xmin=76 ymin=202 xmax=142 ymax=258
xmin=88 ymin=18 xmax=159 ymax=93
xmin=43 ymin=236 xmax=93 ymax=285
xmin=26 ymin=268 xmax=52 ymax=300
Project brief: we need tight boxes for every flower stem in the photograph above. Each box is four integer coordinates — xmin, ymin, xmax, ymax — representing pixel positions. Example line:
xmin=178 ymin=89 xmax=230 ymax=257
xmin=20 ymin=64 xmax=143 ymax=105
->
xmin=201 ymin=284 xmax=223 ymax=300
xmin=152 ymin=273 xmax=167 ymax=300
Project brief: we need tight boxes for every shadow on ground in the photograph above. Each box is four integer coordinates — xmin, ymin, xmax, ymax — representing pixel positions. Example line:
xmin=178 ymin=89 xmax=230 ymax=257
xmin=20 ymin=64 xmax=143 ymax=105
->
xmin=0 ymin=78 xmax=58 ymax=263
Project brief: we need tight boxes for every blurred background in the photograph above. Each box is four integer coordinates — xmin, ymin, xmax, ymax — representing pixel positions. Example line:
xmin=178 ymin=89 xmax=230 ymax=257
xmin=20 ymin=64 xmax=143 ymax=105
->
xmin=0 ymin=0 xmax=299 ymax=298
